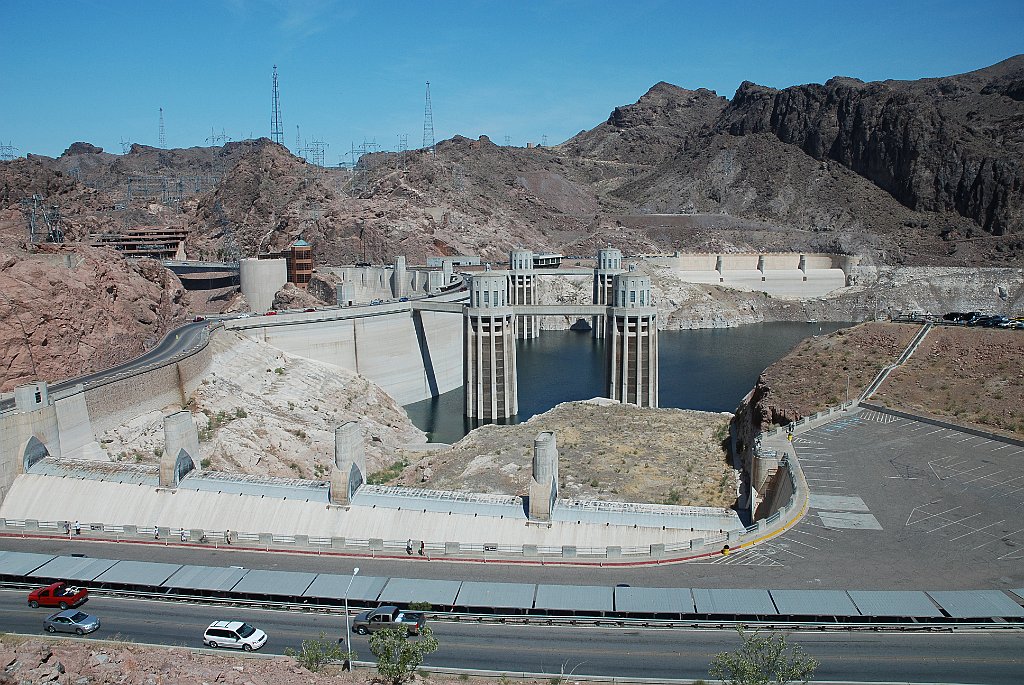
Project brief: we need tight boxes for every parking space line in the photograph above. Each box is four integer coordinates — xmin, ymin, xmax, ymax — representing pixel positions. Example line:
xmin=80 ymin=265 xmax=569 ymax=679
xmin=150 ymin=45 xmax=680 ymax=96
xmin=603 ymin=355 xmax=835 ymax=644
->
xmin=780 ymin=535 xmax=820 ymax=550
xmin=790 ymin=528 xmax=835 ymax=543
xmin=960 ymin=470 xmax=1004 ymax=486
xmin=949 ymin=519 xmax=1006 ymax=541
xmin=972 ymin=527 xmax=1024 ymax=551
xmin=906 ymin=502 xmax=956 ymax=526
xmin=922 ymin=428 xmax=945 ymax=436
xmin=925 ymin=512 xmax=983 ymax=534
xmin=979 ymin=474 xmax=1024 ymax=491
xmin=990 ymin=444 xmax=1010 ymax=452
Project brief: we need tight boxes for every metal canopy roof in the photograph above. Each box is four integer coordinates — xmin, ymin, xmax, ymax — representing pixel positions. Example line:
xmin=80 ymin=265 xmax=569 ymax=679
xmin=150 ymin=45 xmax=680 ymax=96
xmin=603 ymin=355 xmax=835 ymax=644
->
xmin=232 ymin=569 xmax=316 ymax=597
xmin=305 ymin=574 xmax=388 ymax=603
xmin=379 ymin=577 xmax=462 ymax=606
xmin=847 ymin=591 xmax=942 ymax=618
xmin=95 ymin=560 xmax=182 ymax=586
xmin=769 ymin=590 xmax=861 ymax=617
xmin=163 ymin=564 xmax=248 ymax=592
xmin=693 ymin=589 xmax=777 ymax=615
xmin=927 ymin=590 xmax=1024 ymax=618
xmin=31 ymin=555 xmax=118 ymax=581
xmin=535 ymin=584 xmax=613 ymax=612
xmin=456 ymin=581 xmax=535 ymax=609
xmin=0 ymin=551 xmax=56 ymax=576
xmin=615 ymin=586 xmax=695 ymax=614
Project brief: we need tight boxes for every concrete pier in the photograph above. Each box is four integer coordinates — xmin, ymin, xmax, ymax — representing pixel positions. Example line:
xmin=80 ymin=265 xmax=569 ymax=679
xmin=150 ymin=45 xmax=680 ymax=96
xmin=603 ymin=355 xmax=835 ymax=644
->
xmin=465 ymin=273 xmax=518 ymax=420
xmin=608 ymin=269 xmax=658 ymax=407
xmin=508 ymin=249 xmax=538 ymax=339
xmin=592 ymin=248 xmax=622 ymax=338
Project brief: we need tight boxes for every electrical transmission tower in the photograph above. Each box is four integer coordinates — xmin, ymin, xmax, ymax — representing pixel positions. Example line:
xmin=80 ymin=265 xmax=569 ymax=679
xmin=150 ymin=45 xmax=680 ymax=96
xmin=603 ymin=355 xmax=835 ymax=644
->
xmin=206 ymin=127 xmax=230 ymax=145
xmin=271 ymin=65 xmax=284 ymax=144
xmin=158 ymin=108 xmax=166 ymax=147
xmin=295 ymin=125 xmax=302 ymax=154
xmin=120 ymin=138 xmax=132 ymax=154
xmin=422 ymin=81 xmax=435 ymax=158
xmin=396 ymin=134 xmax=408 ymax=171
xmin=541 ymin=134 xmax=548 ymax=147
xmin=0 ymin=141 xmax=18 ymax=161
xmin=504 ymin=135 xmax=511 ymax=147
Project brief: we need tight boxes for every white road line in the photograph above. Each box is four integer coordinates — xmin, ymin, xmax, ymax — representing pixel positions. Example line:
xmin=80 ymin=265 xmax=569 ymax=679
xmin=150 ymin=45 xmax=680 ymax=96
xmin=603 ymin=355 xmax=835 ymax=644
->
xmin=929 ymin=454 xmax=961 ymax=463
xmin=923 ymin=428 xmax=945 ymax=436
xmin=780 ymin=535 xmax=820 ymax=550
xmin=979 ymin=474 xmax=1024 ymax=491
xmin=925 ymin=512 xmax=983 ymax=534
xmin=990 ymin=444 xmax=1009 ymax=452
xmin=906 ymin=503 xmax=957 ymax=526
xmin=949 ymin=519 xmax=1006 ymax=541
xmin=960 ymin=470 xmax=1005 ymax=486
xmin=791 ymin=528 xmax=835 ymax=543
xmin=971 ymin=527 xmax=1024 ymax=550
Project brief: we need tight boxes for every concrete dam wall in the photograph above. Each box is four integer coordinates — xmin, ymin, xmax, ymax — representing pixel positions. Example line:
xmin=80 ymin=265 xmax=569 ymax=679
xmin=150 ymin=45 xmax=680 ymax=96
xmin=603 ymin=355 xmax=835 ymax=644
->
xmin=226 ymin=303 xmax=464 ymax=406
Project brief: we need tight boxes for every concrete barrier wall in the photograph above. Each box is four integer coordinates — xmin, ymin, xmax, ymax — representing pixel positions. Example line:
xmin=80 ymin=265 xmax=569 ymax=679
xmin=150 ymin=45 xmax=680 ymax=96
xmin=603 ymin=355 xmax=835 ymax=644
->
xmin=321 ymin=266 xmax=435 ymax=304
xmin=237 ymin=308 xmax=464 ymax=405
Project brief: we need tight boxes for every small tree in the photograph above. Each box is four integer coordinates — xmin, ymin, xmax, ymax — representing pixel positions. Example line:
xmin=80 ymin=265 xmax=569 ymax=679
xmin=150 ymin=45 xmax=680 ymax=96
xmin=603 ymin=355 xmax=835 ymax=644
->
xmin=709 ymin=626 xmax=818 ymax=685
xmin=284 ymin=631 xmax=355 ymax=673
xmin=369 ymin=626 xmax=440 ymax=685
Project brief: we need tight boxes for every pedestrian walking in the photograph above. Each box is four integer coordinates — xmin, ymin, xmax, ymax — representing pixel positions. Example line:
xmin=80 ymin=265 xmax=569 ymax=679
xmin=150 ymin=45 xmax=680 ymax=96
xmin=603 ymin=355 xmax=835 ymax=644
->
xmin=406 ymin=539 xmax=414 ymax=555
xmin=64 ymin=521 xmax=71 ymax=536
xmin=418 ymin=541 xmax=425 ymax=556
xmin=180 ymin=529 xmax=189 ymax=542
xmin=74 ymin=521 xmax=81 ymax=536
xmin=225 ymin=529 xmax=232 ymax=544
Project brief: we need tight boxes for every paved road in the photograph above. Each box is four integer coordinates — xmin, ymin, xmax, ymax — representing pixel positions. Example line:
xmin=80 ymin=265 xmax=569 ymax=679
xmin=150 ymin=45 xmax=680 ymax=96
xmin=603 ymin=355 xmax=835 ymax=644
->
xmin=2 ymin=590 xmax=1022 ymax=683
xmin=0 ymin=320 xmax=209 ymax=411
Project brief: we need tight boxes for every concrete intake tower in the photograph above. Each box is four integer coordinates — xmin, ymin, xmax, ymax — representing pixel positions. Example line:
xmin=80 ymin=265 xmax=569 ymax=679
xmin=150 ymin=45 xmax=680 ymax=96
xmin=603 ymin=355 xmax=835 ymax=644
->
xmin=464 ymin=272 xmax=518 ymax=420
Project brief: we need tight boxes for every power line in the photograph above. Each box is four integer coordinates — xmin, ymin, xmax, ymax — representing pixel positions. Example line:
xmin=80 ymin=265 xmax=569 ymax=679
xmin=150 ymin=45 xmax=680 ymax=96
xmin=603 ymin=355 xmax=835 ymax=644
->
xmin=422 ymin=81 xmax=435 ymax=158
xmin=272 ymin=64 xmax=284 ymax=145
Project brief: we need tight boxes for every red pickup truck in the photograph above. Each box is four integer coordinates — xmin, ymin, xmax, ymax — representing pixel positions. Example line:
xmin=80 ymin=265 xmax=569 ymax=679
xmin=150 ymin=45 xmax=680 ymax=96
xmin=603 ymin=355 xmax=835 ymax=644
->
xmin=28 ymin=582 xmax=89 ymax=609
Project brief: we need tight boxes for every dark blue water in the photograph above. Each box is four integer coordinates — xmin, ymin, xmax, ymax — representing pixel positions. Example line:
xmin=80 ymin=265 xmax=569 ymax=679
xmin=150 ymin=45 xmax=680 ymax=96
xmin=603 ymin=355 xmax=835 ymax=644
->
xmin=404 ymin=322 xmax=848 ymax=443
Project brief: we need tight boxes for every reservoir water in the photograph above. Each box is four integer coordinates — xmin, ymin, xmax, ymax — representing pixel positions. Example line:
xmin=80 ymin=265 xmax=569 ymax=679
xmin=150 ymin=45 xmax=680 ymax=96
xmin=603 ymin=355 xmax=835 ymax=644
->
xmin=404 ymin=321 xmax=849 ymax=444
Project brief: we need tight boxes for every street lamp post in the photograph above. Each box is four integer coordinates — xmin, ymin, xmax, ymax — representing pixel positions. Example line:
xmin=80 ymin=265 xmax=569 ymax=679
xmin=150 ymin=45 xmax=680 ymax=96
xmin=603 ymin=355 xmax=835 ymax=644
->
xmin=343 ymin=566 xmax=360 ymax=660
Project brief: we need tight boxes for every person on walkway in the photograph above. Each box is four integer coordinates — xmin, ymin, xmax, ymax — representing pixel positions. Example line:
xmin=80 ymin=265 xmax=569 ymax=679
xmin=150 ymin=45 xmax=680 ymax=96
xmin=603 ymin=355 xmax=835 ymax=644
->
xmin=406 ymin=539 xmax=414 ymax=555
xmin=64 ymin=521 xmax=71 ymax=536
xmin=74 ymin=521 xmax=81 ymax=536
xmin=225 ymin=529 xmax=231 ymax=544
xmin=180 ymin=530 xmax=189 ymax=542
xmin=418 ymin=541 xmax=425 ymax=556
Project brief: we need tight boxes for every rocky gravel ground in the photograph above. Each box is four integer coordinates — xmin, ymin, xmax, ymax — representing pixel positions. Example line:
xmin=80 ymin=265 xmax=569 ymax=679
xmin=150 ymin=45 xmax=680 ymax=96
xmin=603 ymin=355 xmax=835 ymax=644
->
xmin=752 ymin=322 xmax=1024 ymax=439
xmin=394 ymin=400 xmax=737 ymax=508
xmin=0 ymin=636 xmax=499 ymax=685
xmin=877 ymin=325 xmax=1024 ymax=437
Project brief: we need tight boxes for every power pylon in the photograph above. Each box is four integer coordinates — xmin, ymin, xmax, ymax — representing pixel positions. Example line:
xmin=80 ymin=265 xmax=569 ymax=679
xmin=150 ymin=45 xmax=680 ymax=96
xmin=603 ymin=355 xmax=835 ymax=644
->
xmin=0 ymin=141 xmax=18 ymax=161
xmin=158 ymin=108 xmax=166 ymax=147
xmin=422 ymin=81 xmax=435 ymax=158
xmin=271 ymin=65 xmax=284 ymax=144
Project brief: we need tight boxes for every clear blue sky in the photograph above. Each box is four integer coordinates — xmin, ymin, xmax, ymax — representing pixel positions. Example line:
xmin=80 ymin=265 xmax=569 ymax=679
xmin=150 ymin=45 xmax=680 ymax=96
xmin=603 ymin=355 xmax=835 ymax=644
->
xmin=3 ymin=0 xmax=1022 ymax=161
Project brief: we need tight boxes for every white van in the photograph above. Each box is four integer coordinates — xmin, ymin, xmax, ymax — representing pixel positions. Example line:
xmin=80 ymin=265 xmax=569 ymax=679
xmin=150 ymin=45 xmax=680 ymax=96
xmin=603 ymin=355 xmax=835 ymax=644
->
xmin=203 ymin=620 xmax=267 ymax=651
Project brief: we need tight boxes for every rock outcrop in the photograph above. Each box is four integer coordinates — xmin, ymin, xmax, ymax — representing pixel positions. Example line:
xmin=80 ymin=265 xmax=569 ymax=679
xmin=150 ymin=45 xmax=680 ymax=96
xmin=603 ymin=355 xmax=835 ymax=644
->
xmin=716 ymin=56 xmax=1024 ymax=238
xmin=0 ymin=244 xmax=189 ymax=392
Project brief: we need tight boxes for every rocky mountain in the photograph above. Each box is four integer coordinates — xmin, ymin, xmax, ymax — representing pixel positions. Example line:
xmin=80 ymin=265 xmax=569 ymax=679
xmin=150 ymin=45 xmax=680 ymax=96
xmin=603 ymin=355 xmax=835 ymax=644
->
xmin=716 ymin=56 xmax=1024 ymax=238
xmin=2 ymin=57 xmax=1022 ymax=390
xmin=0 ymin=244 xmax=190 ymax=392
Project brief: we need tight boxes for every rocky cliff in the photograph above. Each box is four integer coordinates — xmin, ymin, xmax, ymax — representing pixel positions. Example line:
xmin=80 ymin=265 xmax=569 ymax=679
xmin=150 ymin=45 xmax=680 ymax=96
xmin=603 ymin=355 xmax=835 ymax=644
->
xmin=0 ymin=244 xmax=190 ymax=392
xmin=716 ymin=56 xmax=1024 ymax=239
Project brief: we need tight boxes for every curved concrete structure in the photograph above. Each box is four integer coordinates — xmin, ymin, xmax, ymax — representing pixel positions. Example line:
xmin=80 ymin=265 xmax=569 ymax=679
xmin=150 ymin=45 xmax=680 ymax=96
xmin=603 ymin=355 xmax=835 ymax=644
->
xmin=239 ymin=258 xmax=287 ymax=313
xmin=608 ymin=270 xmax=658 ymax=407
xmin=465 ymin=273 xmax=517 ymax=420
xmin=508 ymin=249 xmax=538 ymax=339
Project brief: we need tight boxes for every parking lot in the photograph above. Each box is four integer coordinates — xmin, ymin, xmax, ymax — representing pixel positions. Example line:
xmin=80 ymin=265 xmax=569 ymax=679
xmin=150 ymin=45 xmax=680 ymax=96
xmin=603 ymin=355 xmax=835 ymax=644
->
xmin=677 ymin=408 xmax=1024 ymax=591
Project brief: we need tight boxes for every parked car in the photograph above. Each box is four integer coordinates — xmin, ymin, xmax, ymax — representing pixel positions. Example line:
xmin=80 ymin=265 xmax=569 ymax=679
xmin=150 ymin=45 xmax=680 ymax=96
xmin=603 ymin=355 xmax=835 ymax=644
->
xmin=303 ymin=307 xmax=316 ymax=312
xmin=28 ymin=582 xmax=88 ymax=609
xmin=263 ymin=310 xmax=277 ymax=316
xmin=398 ymin=297 xmax=409 ymax=302
xmin=43 ymin=609 xmax=100 ymax=635
xmin=351 ymin=606 xmax=426 ymax=636
xmin=203 ymin=620 xmax=268 ymax=651
xmin=369 ymin=299 xmax=384 ymax=305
